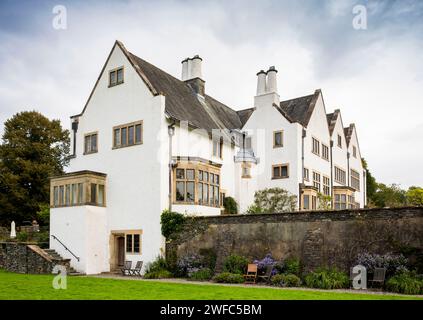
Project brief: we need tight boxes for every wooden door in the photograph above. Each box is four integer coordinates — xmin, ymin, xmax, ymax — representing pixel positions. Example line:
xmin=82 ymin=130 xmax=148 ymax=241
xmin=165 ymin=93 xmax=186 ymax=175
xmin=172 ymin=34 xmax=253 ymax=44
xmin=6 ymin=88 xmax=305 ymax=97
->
xmin=117 ymin=236 xmax=125 ymax=267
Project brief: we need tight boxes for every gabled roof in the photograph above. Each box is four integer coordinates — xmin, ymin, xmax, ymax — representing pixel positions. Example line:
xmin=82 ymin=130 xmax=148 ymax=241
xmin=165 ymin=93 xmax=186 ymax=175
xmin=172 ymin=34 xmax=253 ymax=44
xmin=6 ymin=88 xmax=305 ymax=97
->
xmin=236 ymin=108 xmax=255 ymax=127
xmin=326 ymin=109 xmax=341 ymax=136
xmin=344 ymin=124 xmax=355 ymax=146
xmin=129 ymin=52 xmax=242 ymax=131
xmin=279 ymin=90 xmax=321 ymax=127
xmin=73 ymin=40 xmax=242 ymax=133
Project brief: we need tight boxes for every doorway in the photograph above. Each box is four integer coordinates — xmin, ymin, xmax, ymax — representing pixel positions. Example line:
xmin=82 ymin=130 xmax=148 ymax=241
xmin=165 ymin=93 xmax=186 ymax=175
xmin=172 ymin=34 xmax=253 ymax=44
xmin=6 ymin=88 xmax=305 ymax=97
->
xmin=117 ymin=236 xmax=125 ymax=267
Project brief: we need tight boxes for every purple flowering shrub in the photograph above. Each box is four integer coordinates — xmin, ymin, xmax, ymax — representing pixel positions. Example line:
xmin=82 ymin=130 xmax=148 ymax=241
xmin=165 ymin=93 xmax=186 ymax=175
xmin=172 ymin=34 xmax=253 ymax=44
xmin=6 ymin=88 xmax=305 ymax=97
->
xmin=253 ymin=254 xmax=280 ymax=276
xmin=355 ymin=252 xmax=408 ymax=276
xmin=177 ymin=253 xmax=204 ymax=277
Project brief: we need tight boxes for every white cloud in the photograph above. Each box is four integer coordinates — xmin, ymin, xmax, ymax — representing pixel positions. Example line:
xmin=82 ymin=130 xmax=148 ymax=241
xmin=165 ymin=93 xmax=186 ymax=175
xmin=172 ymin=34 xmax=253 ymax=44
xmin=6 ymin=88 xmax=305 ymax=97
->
xmin=0 ymin=0 xmax=422 ymax=187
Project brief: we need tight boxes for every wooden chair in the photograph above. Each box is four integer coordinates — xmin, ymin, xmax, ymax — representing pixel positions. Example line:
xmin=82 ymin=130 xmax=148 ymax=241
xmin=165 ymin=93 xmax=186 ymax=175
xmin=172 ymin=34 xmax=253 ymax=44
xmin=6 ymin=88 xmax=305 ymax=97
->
xmin=121 ymin=261 xmax=132 ymax=276
xmin=130 ymin=261 xmax=143 ymax=277
xmin=243 ymin=264 xmax=258 ymax=284
xmin=369 ymin=267 xmax=386 ymax=288
xmin=257 ymin=265 xmax=273 ymax=283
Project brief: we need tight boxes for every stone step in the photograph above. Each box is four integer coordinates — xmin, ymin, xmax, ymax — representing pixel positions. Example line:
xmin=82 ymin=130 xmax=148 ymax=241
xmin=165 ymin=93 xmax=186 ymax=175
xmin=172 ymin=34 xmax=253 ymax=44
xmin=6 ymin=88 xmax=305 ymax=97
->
xmin=43 ymin=248 xmax=84 ymax=275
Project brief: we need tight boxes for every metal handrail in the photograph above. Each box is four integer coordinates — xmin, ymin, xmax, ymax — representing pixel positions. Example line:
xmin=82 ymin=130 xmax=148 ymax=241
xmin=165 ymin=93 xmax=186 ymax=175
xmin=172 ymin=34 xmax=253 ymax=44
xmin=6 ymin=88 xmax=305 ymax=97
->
xmin=50 ymin=235 xmax=80 ymax=262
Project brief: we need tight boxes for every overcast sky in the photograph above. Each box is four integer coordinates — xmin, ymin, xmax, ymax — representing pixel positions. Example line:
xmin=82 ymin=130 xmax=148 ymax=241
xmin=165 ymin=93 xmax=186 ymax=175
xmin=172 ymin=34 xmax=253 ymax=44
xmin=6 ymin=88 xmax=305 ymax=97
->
xmin=0 ymin=0 xmax=422 ymax=187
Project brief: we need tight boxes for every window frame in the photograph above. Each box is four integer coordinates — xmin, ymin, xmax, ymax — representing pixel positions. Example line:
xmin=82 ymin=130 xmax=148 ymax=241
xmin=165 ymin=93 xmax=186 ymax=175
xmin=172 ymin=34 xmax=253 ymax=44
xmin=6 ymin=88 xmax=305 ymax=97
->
xmin=84 ymin=131 xmax=98 ymax=155
xmin=273 ymin=130 xmax=284 ymax=148
xmin=322 ymin=143 xmax=329 ymax=161
xmin=113 ymin=120 xmax=143 ymax=149
xmin=337 ymin=134 xmax=342 ymax=148
xmin=350 ymin=169 xmax=360 ymax=191
xmin=313 ymin=171 xmax=321 ymax=192
xmin=272 ymin=164 xmax=289 ymax=179
xmin=173 ymin=163 xmax=221 ymax=207
xmin=109 ymin=66 xmax=124 ymax=87
xmin=212 ymin=137 xmax=223 ymax=159
xmin=353 ymin=146 xmax=357 ymax=158
xmin=334 ymin=166 xmax=346 ymax=185
xmin=312 ymin=137 xmax=320 ymax=156
xmin=125 ymin=231 xmax=142 ymax=255
xmin=304 ymin=167 xmax=310 ymax=181
xmin=323 ymin=175 xmax=330 ymax=196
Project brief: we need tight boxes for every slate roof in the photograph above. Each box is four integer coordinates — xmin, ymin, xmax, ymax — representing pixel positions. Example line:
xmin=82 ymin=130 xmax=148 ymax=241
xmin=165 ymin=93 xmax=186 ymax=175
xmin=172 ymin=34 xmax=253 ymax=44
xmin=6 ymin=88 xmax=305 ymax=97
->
xmin=344 ymin=124 xmax=355 ymax=146
xmin=73 ymin=41 xmax=325 ymax=133
xmin=129 ymin=52 xmax=242 ymax=132
xmin=326 ymin=109 xmax=340 ymax=136
xmin=236 ymin=108 xmax=255 ymax=127
xmin=279 ymin=90 xmax=320 ymax=127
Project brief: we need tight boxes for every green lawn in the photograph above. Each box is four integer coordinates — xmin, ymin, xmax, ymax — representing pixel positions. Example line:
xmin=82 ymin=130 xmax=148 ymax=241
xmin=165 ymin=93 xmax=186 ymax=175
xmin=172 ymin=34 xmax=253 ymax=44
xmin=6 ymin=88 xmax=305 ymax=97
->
xmin=0 ymin=270 xmax=421 ymax=300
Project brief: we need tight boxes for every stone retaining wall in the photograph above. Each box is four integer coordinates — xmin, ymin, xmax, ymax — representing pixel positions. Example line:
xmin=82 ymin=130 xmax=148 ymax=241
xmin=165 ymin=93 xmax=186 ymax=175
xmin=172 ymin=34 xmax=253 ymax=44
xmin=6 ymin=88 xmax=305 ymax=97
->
xmin=166 ymin=207 xmax=423 ymax=273
xmin=0 ymin=242 xmax=69 ymax=274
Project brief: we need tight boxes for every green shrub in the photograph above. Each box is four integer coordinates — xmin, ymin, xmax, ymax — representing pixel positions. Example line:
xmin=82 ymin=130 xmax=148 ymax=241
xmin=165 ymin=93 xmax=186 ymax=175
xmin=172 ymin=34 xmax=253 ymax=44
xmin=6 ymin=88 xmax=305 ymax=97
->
xmin=189 ymin=268 xmax=213 ymax=281
xmin=304 ymin=268 xmax=349 ymax=290
xmin=144 ymin=270 xmax=173 ymax=279
xmin=161 ymin=210 xmax=186 ymax=239
xmin=145 ymin=256 xmax=169 ymax=273
xmin=213 ymin=272 xmax=245 ymax=284
xmin=223 ymin=197 xmax=238 ymax=215
xmin=16 ymin=232 xmax=29 ymax=242
xmin=199 ymin=248 xmax=217 ymax=271
xmin=284 ymin=258 xmax=301 ymax=276
xmin=386 ymin=272 xmax=423 ymax=295
xmin=223 ymin=254 xmax=248 ymax=274
xmin=271 ymin=273 xmax=301 ymax=287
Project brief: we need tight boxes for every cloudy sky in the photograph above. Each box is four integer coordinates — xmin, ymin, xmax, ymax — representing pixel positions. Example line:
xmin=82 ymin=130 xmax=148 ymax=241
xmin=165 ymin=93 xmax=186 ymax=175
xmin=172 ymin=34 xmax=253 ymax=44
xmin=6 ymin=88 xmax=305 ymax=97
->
xmin=0 ymin=0 xmax=422 ymax=187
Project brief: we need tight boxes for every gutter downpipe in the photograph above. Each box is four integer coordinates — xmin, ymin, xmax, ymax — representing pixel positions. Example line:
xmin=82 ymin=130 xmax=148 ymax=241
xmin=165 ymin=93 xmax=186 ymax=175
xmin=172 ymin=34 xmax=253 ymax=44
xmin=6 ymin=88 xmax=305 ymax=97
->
xmin=168 ymin=121 xmax=176 ymax=212
xmin=330 ymin=140 xmax=334 ymax=208
xmin=300 ymin=128 xmax=306 ymax=210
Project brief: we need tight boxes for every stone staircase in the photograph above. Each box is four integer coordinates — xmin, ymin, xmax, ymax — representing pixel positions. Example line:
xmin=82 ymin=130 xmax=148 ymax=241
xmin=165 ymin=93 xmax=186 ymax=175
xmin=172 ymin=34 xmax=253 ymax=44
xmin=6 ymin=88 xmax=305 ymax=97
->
xmin=43 ymin=249 xmax=84 ymax=276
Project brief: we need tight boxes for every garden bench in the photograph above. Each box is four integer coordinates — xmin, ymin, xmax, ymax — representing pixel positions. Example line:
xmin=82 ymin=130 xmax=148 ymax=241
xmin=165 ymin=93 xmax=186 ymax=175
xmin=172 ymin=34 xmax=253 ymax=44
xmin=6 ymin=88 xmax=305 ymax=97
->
xmin=243 ymin=264 xmax=258 ymax=284
xmin=369 ymin=267 xmax=386 ymax=288
xmin=257 ymin=265 xmax=273 ymax=283
xmin=130 ymin=261 xmax=143 ymax=277
xmin=121 ymin=261 xmax=132 ymax=276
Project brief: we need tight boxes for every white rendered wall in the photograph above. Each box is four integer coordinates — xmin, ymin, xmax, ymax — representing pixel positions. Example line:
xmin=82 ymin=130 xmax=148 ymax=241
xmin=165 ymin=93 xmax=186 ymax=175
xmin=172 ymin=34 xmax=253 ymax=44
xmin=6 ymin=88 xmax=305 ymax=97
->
xmin=50 ymin=206 xmax=107 ymax=274
xmin=347 ymin=127 xmax=365 ymax=207
xmin=330 ymin=114 xmax=348 ymax=188
xmin=303 ymin=94 xmax=332 ymax=193
xmin=58 ymin=45 xmax=168 ymax=274
xmin=241 ymin=102 xmax=301 ymax=211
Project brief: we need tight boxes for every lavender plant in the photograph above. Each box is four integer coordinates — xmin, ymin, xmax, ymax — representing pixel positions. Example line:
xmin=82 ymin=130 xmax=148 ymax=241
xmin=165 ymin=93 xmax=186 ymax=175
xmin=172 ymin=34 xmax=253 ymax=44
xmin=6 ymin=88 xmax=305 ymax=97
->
xmin=355 ymin=252 xmax=408 ymax=276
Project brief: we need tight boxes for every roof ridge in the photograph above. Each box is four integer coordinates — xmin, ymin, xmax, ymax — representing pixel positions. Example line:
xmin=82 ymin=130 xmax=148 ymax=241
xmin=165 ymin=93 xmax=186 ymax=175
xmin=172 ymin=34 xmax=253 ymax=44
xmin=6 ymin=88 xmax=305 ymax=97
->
xmin=280 ymin=92 xmax=315 ymax=104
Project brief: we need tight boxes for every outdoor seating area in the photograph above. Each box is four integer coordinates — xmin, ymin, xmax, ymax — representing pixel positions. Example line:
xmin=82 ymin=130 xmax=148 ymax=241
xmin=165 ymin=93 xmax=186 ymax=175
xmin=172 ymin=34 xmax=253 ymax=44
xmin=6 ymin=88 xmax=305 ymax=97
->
xmin=121 ymin=261 xmax=143 ymax=277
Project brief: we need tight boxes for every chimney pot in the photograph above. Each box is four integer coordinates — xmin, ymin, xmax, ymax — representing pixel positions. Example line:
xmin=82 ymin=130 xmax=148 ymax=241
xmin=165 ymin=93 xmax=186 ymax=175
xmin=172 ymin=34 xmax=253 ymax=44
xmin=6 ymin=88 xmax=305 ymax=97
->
xmin=266 ymin=66 xmax=278 ymax=93
xmin=256 ymin=70 xmax=267 ymax=96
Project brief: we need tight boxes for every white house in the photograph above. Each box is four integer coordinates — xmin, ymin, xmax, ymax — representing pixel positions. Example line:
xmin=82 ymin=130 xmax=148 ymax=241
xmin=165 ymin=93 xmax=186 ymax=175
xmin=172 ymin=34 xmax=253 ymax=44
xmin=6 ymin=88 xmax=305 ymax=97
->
xmin=49 ymin=41 xmax=366 ymax=274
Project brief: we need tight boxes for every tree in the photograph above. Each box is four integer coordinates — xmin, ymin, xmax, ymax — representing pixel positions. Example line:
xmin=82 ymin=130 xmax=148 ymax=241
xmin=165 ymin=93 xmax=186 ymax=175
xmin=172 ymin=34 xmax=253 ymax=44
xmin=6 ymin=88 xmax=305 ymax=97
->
xmin=247 ymin=187 xmax=297 ymax=214
xmin=406 ymin=186 xmax=423 ymax=206
xmin=223 ymin=196 xmax=238 ymax=215
xmin=372 ymin=183 xmax=407 ymax=208
xmin=0 ymin=111 xmax=70 ymax=224
xmin=362 ymin=158 xmax=377 ymax=204
xmin=317 ymin=193 xmax=332 ymax=210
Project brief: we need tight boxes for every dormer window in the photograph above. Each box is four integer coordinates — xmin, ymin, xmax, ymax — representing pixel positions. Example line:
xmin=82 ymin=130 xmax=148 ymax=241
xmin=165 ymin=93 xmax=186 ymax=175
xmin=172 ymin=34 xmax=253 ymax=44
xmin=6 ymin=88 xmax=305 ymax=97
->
xmin=109 ymin=67 xmax=124 ymax=87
